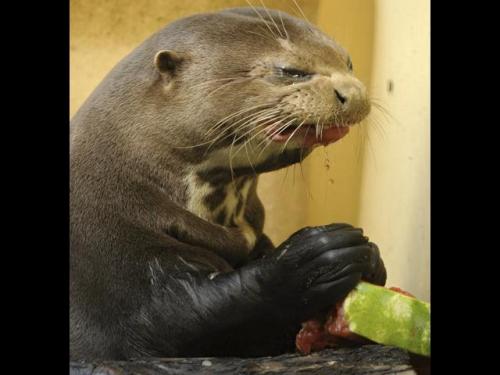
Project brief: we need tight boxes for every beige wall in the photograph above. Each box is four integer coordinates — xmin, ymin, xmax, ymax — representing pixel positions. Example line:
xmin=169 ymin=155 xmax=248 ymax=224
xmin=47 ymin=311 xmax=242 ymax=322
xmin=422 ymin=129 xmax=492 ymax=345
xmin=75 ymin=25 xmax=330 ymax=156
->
xmin=70 ymin=0 xmax=430 ymax=300
xmin=357 ymin=0 xmax=430 ymax=300
xmin=304 ymin=0 xmax=374 ymax=228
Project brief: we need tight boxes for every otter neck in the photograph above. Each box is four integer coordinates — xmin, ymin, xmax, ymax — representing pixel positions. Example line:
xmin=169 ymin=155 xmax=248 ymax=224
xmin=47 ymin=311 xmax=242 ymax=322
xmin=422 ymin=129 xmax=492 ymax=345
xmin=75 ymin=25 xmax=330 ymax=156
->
xmin=184 ymin=170 xmax=258 ymax=250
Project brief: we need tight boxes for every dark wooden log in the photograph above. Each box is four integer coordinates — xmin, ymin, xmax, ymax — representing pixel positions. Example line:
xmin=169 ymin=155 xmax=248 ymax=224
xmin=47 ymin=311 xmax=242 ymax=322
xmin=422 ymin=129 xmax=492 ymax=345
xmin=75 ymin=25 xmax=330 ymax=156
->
xmin=70 ymin=344 xmax=429 ymax=374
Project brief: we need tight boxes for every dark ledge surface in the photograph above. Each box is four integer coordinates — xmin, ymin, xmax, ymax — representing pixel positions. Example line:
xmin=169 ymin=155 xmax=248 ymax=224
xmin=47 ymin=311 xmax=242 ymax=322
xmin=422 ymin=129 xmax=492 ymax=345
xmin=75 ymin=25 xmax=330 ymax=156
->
xmin=70 ymin=345 xmax=430 ymax=374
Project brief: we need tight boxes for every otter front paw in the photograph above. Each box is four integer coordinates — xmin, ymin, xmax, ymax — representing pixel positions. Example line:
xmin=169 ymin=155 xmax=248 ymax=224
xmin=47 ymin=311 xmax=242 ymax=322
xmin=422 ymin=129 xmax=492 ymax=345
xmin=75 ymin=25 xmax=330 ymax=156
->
xmin=241 ymin=223 xmax=386 ymax=320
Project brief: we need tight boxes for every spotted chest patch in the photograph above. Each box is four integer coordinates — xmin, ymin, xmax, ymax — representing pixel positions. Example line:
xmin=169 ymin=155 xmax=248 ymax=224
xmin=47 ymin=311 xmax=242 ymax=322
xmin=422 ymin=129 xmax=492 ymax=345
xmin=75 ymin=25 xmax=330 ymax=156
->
xmin=184 ymin=172 xmax=257 ymax=249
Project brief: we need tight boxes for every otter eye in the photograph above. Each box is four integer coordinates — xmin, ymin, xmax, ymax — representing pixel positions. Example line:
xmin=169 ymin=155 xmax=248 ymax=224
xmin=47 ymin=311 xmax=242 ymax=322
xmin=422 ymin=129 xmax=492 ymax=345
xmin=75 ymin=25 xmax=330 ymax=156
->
xmin=278 ymin=67 xmax=312 ymax=79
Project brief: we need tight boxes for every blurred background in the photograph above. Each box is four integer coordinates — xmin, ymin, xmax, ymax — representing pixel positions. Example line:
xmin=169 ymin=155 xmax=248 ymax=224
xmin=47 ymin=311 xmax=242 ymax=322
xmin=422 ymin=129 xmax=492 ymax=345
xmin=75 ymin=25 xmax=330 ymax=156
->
xmin=70 ymin=0 xmax=430 ymax=301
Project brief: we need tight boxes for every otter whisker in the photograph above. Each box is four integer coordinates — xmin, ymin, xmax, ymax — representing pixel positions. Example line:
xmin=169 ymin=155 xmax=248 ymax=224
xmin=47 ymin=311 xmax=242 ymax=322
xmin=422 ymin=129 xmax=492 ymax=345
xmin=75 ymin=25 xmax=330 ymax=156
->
xmin=212 ymin=108 xmax=280 ymax=142
xmin=245 ymin=30 xmax=276 ymax=43
xmin=245 ymin=0 xmax=280 ymax=39
xmin=256 ymin=113 xmax=298 ymax=156
xmin=284 ymin=5 xmax=303 ymax=23
xmin=298 ymin=125 xmax=314 ymax=201
xmin=314 ymin=115 xmax=321 ymax=142
xmin=254 ymin=121 xmax=294 ymax=157
xmin=205 ymin=103 xmax=275 ymax=138
xmin=277 ymin=10 xmax=290 ymax=40
xmin=280 ymin=164 xmax=291 ymax=192
xmin=229 ymin=113 xmax=285 ymax=157
xmin=363 ymin=126 xmax=378 ymax=171
xmin=227 ymin=117 xmax=280 ymax=182
xmin=229 ymin=121 xmax=276 ymax=166
xmin=350 ymin=123 xmax=360 ymax=166
xmin=189 ymin=77 xmax=249 ymax=90
xmin=175 ymin=119 xmax=258 ymax=149
xmin=174 ymin=138 xmax=226 ymax=149
xmin=233 ymin=114 xmax=292 ymax=160
xmin=355 ymin=121 xmax=365 ymax=164
xmin=370 ymin=97 xmax=392 ymax=114
xmin=332 ymin=109 xmax=342 ymax=130
xmin=281 ymin=118 xmax=307 ymax=152
xmin=324 ymin=118 xmax=333 ymax=140
xmin=315 ymin=117 xmax=321 ymax=140
xmin=367 ymin=116 xmax=387 ymax=140
xmin=227 ymin=119 xmax=270 ymax=184
xmin=236 ymin=113 xmax=285 ymax=147
xmin=205 ymin=76 xmax=255 ymax=98
xmin=243 ymin=140 xmax=257 ymax=176
xmin=230 ymin=108 xmax=282 ymax=133
xmin=364 ymin=123 xmax=385 ymax=156
xmin=214 ymin=109 xmax=283 ymax=156
xmin=291 ymin=0 xmax=314 ymax=34
xmin=226 ymin=114 xmax=283 ymax=152
xmin=370 ymin=100 xmax=395 ymax=125
xmin=299 ymin=164 xmax=314 ymax=201
xmin=226 ymin=108 xmax=283 ymax=142
xmin=256 ymin=24 xmax=282 ymax=43
xmin=259 ymin=0 xmax=285 ymax=39
xmin=253 ymin=112 xmax=299 ymax=150
xmin=228 ymin=132 xmax=238 ymax=184
xmin=299 ymin=123 xmax=311 ymax=166
xmin=178 ymin=107 xmax=277 ymax=152
xmin=256 ymin=117 xmax=299 ymax=158
xmin=206 ymin=106 xmax=267 ymax=136
xmin=204 ymin=109 xmax=281 ymax=153
xmin=291 ymin=0 xmax=309 ymax=22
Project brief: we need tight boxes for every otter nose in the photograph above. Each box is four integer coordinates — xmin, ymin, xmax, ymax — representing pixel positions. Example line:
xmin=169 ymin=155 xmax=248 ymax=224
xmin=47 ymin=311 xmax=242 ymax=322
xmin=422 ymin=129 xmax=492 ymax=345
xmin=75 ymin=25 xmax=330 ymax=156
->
xmin=334 ymin=89 xmax=347 ymax=105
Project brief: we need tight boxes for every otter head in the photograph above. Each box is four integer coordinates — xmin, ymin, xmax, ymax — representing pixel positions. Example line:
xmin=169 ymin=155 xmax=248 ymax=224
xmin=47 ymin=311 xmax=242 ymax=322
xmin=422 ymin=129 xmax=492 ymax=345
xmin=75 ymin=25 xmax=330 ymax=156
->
xmin=151 ymin=7 xmax=370 ymax=177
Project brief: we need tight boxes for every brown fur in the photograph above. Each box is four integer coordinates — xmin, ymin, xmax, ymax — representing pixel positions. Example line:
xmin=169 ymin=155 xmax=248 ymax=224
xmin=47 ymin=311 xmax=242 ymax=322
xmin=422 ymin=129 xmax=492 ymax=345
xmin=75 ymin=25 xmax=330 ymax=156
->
xmin=70 ymin=7 xmax=371 ymax=359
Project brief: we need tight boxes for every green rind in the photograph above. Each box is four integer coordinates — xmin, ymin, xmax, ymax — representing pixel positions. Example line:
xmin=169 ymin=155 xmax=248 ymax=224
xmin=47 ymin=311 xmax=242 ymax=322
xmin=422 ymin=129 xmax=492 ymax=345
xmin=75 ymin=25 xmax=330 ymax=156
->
xmin=343 ymin=282 xmax=430 ymax=357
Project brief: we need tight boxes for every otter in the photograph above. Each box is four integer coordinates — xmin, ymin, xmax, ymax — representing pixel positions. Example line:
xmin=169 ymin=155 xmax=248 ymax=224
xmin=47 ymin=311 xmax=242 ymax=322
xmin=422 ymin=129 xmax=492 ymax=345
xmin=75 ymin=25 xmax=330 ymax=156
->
xmin=70 ymin=7 xmax=386 ymax=360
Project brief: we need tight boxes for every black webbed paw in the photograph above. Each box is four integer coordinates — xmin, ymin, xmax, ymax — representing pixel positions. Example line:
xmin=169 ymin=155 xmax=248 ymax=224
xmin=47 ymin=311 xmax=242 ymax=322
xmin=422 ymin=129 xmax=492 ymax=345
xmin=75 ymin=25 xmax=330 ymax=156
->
xmin=241 ymin=223 xmax=386 ymax=321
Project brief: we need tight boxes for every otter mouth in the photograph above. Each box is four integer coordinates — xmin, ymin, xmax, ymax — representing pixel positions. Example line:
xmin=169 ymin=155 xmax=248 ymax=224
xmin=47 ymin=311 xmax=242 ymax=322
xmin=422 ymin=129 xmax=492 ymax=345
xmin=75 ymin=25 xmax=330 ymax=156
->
xmin=266 ymin=123 xmax=351 ymax=148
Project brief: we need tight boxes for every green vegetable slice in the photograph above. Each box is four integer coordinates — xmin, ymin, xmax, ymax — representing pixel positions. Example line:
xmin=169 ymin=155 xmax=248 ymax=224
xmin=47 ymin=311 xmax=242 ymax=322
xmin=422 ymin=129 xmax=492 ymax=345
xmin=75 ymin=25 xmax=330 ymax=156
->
xmin=343 ymin=282 xmax=430 ymax=357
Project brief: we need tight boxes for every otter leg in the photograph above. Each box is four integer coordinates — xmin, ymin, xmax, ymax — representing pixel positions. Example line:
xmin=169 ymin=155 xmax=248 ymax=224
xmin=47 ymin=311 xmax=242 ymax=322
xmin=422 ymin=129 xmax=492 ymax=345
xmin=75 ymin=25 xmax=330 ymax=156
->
xmin=120 ymin=223 xmax=385 ymax=358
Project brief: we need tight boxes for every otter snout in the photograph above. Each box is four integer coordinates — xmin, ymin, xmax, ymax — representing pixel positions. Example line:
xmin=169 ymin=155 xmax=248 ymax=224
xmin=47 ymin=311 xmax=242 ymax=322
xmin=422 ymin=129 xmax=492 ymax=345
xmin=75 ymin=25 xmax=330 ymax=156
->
xmin=331 ymin=73 xmax=371 ymax=123
xmin=334 ymin=89 xmax=347 ymax=104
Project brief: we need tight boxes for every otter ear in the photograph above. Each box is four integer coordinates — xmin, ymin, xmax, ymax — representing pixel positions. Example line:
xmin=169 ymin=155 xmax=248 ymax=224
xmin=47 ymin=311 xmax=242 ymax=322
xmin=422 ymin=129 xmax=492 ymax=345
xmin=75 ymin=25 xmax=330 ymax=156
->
xmin=154 ymin=50 xmax=186 ymax=76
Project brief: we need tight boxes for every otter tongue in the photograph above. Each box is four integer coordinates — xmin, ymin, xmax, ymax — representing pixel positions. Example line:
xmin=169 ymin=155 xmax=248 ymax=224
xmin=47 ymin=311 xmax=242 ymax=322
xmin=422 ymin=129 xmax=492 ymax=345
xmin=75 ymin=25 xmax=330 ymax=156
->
xmin=270 ymin=125 xmax=350 ymax=147
xmin=304 ymin=126 xmax=350 ymax=147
